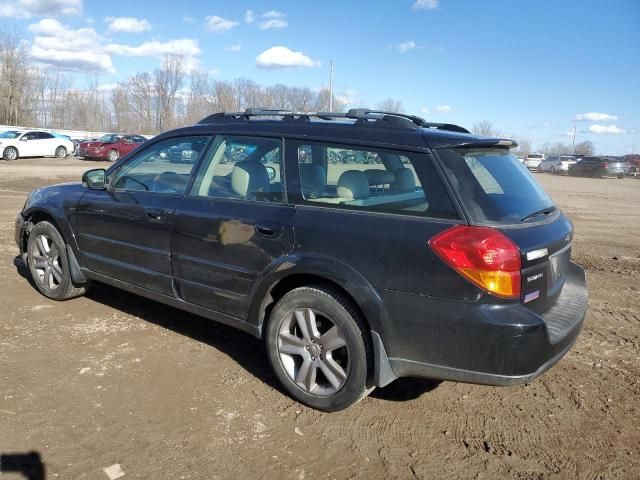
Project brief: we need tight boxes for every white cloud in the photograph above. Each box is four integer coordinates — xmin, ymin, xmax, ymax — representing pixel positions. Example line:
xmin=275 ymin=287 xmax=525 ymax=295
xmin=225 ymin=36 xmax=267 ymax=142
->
xmin=205 ymin=15 xmax=239 ymax=33
xmin=182 ymin=16 xmax=195 ymax=24
xmin=413 ymin=0 xmax=438 ymax=10
xmin=105 ymin=17 xmax=151 ymax=33
xmin=225 ymin=43 xmax=241 ymax=52
xmin=259 ymin=11 xmax=288 ymax=30
xmin=572 ymin=112 xmax=618 ymax=121
xmin=106 ymin=39 xmax=201 ymax=57
xmin=398 ymin=41 xmax=416 ymax=53
xmin=245 ymin=10 xmax=256 ymax=24
xmin=27 ymin=18 xmax=114 ymax=73
xmin=256 ymin=46 xmax=320 ymax=69
xmin=588 ymin=124 xmax=626 ymax=134
xmin=0 ymin=0 xmax=82 ymax=18
xmin=420 ymin=107 xmax=429 ymax=114
xmin=436 ymin=105 xmax=452 ymax=113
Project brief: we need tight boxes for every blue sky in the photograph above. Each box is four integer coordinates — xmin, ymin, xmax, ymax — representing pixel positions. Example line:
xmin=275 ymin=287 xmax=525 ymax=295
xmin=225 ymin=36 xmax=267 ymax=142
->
xmin=2 ymin=0 xmax=639 ymax=154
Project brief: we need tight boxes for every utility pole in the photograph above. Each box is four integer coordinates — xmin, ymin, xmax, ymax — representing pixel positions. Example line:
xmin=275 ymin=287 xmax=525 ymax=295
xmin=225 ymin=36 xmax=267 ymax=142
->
xmin=571 ymin=125 xmax=576 ymax=154
xmin=328 ymin=61 xmax=334 ymax=112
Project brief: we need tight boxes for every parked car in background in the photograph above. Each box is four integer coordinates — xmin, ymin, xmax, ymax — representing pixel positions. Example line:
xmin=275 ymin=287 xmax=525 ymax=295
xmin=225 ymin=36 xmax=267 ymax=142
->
xmin=1 ymin=130 xmax=74 ymax=160
xmin=524 ymin=152 xmax=545 ymax=171
xmin=15 ymin=108 xmax=588 ymax=411
xmin=539 ymin=155 xmax=580 ymax=174
xmin=568 ymin=156 xmax=630 ymax=178
xmin=79 ymin=134 xmax=146 ymax=162
xmin=624 ymin=154 xmax=640 ymax=176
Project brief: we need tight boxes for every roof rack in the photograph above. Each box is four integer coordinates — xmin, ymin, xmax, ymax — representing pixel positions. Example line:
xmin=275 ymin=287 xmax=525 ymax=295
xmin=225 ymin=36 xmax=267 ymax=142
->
xmin=198 ymin=108 xmax=470 ymax=134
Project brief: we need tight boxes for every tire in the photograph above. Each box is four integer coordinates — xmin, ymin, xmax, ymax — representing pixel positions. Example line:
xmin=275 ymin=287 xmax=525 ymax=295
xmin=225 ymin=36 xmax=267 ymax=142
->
xmin=108 ymin=149 xmax=119 ymax=162
xmin=550 ymin=166 xmax=556 ymax=175
xmin=55 ymin=146 xmax=67 ymax=158
xmin=265 ymin=285 xmax=372 ymax=411
xmin=3 ymin=146 xmax=18 ymax=161
xmin=26 ymin=221 xmax=87 ymax=300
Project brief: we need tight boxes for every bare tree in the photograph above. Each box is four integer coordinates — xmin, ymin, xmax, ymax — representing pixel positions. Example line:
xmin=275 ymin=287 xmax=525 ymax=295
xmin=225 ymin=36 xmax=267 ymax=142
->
xmin=472 ymin=120 xmax=503 ymax=137
xmin=0 ymin=28 xmax=37 ymax=125
xmin=574 ymin=140 xmax=595 ymax=156
xmin=376 ymin=98 xmax=405 ymax=113
xmin=154 ymin=55 xmax=185 ymax=131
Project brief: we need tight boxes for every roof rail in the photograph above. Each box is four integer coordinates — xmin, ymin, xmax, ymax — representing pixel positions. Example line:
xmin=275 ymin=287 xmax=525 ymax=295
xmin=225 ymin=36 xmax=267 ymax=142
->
xmin=198 ymin=108 xmax=470 ymax=133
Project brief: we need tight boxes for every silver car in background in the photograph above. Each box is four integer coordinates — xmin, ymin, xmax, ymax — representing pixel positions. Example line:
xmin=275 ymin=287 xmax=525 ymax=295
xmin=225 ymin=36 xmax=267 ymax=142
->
xmin=539 ymin=155 xmax=580 ymax=174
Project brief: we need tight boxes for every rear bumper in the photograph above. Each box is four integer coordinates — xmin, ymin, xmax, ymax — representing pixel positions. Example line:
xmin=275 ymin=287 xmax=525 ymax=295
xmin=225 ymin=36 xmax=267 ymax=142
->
xmin=378 ymin=261 xmax=587 ymax=386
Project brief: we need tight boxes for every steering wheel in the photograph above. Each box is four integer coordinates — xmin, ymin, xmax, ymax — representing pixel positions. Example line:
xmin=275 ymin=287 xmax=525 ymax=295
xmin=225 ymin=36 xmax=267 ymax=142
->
xmin=151 ymin=171 xmax=182 ymax=193
xmin=117 ymin=175 xmax=149 ymax=191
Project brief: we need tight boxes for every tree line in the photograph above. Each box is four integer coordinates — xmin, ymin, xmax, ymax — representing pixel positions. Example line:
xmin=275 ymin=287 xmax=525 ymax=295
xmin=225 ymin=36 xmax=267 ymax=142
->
xmin=0 ymin=30 xmax=344 ymax=135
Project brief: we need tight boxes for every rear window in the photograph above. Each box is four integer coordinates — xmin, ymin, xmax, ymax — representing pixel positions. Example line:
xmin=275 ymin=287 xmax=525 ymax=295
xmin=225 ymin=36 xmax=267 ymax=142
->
xmin=437 ymin=148 xmax=555 ymax=225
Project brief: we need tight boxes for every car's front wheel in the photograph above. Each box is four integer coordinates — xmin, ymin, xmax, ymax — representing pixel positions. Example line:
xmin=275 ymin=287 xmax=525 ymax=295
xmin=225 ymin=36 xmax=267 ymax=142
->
xmin=108 ymin=149 xmax=119 ymax=162
xmin=55 ymin=146 xmax=67 ymax=158
xmin=266 ymin=285 xmax=372 ymax=411
xmin=26 ymin=221 xmax=87 ymax=300
xmin=3 ymin=146 xmax=18 ymax=160
xmin=550 ymin=166 xmax=556 ymax=174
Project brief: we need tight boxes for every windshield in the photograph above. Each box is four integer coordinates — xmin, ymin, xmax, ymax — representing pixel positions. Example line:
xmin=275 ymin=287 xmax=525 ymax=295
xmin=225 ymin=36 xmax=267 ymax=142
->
xmin=528 ymin=154 xmax=543 ymax=159
xmin=438 ymin=148 xmax=555 ymax=225
xmin=97 ymin=134 xmax=121 ymax=143
xmin=0 ymin=131 xmax=21 ymax=139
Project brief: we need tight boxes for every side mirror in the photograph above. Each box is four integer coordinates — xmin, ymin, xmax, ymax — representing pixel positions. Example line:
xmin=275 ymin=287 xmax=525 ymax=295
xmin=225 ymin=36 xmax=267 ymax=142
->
xmin=82 ymin=168 xmax=107 ymax=190
xmin=266 ymin=166 xmax=276 ymax=181
xmin=20 ymin=137 xmax=28 ymax=142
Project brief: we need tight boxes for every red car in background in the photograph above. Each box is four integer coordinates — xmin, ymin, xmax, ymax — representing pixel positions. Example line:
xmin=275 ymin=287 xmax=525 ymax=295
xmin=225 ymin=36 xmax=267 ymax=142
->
xmin=79 ymin=134 xmax=146 ymax=162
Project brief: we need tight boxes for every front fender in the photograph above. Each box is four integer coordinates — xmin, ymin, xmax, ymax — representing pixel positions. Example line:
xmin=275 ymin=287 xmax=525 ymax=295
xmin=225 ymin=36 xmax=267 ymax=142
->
xmin=21 ymin=183 xmax=86 ymax=255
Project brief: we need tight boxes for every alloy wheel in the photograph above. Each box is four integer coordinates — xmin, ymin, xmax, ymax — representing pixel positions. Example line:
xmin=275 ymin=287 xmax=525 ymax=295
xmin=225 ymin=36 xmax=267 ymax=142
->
xmin=277 ymin=307 xmax=350 ymax=396
xmin=30 ymin=234 xmax=62 ymax=291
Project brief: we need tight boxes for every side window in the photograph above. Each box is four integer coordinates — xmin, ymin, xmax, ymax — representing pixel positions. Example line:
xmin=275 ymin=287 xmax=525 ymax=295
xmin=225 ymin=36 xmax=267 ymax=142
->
xmin=191 ymin=136 xmax=283 ymax=203
xmin=23 ymin=132 xmax=37 ymax=140
xmin=134 ymin=136 xmax=145 ymax=143
xmin=294 ymin=141 xmax=458 ymax=219
xmin=111 ymin=136 xmax=210 ymax=194
xmin=36 ymin=132 xmax=53 ymax=139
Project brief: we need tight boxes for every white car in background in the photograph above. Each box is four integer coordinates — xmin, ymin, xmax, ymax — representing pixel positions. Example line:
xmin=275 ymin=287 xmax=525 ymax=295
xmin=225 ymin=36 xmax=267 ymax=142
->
xmin=524 ymin=152 xmax=545 ymax=171
xmin=0 ymin=130 xmax=74 ymax=161
xmin=539 ymin=155 xmax=580 ymax=174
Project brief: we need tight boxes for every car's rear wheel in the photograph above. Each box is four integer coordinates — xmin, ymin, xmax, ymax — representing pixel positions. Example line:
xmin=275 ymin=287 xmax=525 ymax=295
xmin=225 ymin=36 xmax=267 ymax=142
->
xmin=265 ymin=285 xmax=372 ymax=411
xmin=26 ymin=221 xmax=87 ymax=300
xmin=550 ymin=166 xmax=556 ymax=174
xmin=3 ymin=146 xmax=18 ymax=161
xmin=108 ymin=149 xmax=119 ymax=162
xmin=55 ymin=146 xmax=67 ymax=158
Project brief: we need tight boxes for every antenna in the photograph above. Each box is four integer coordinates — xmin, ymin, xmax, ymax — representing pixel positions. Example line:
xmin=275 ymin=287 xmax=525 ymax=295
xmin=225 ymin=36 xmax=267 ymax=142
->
xmin=328 ymin=61 xmax=334 ymax=112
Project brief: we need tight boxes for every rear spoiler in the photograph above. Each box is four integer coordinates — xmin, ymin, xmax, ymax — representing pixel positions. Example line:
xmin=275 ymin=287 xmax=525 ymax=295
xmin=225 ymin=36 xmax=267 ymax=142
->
xmin=434 ymin=138 xmax=518 ymax=149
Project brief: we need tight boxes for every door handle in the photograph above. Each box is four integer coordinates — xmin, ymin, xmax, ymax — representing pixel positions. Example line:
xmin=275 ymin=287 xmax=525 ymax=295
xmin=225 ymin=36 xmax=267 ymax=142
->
xmin=146 ymin=208 xmax=166 ymax=221
xmin=255 ymin=224 xmax=280 ymax=237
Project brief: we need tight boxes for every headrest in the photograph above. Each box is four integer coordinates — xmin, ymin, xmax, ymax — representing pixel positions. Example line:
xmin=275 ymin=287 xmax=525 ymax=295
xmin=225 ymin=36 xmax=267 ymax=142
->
xmin=337 ymin=170 xmax=369 ymax=200
xmin=231 ymin=162 xmax=269 ymax=198
xmin=300 ymin=163 xmax=326 ymax=190
xmin=364 ymin=169 xmax=394 ymax=186
xmin=391 ymin=168 xmax=416 ymax=192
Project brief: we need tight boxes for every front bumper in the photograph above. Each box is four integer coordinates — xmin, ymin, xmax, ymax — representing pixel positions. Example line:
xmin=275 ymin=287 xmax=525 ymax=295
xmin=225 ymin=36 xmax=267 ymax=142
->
xmin=15 ymin=213 xmax=26 ymax=255
xmin=78 ymin=148 xmax=107 ymax=159
xmin=379 ymin=261 xmax=587 ymax=386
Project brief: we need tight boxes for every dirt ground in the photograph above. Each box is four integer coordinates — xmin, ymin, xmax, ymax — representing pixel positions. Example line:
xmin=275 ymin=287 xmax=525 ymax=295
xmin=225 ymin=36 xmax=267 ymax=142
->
xmin=1 ymin=158 xmax=639 ymax=480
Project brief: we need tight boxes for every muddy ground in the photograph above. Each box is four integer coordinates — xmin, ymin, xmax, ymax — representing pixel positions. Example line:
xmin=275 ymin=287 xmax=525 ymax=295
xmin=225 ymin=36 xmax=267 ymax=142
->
xmin=1 ymin=158 xmax=639 ymax=479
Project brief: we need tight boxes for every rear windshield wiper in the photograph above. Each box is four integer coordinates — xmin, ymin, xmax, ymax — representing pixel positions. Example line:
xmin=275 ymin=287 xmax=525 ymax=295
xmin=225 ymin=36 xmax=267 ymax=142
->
xmin=521 ymin=206 xmax=555 ymax=222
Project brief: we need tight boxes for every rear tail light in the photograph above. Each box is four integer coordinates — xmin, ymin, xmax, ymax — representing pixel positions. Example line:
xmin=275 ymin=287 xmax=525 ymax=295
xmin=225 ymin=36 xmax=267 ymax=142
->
xmin=429 ymin=225 xmax=521 ymax=298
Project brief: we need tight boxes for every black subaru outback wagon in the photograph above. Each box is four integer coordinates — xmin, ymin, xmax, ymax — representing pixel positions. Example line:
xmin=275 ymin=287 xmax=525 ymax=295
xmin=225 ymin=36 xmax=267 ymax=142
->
xmin=15 ymin=109 xmax=587 ymax=411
